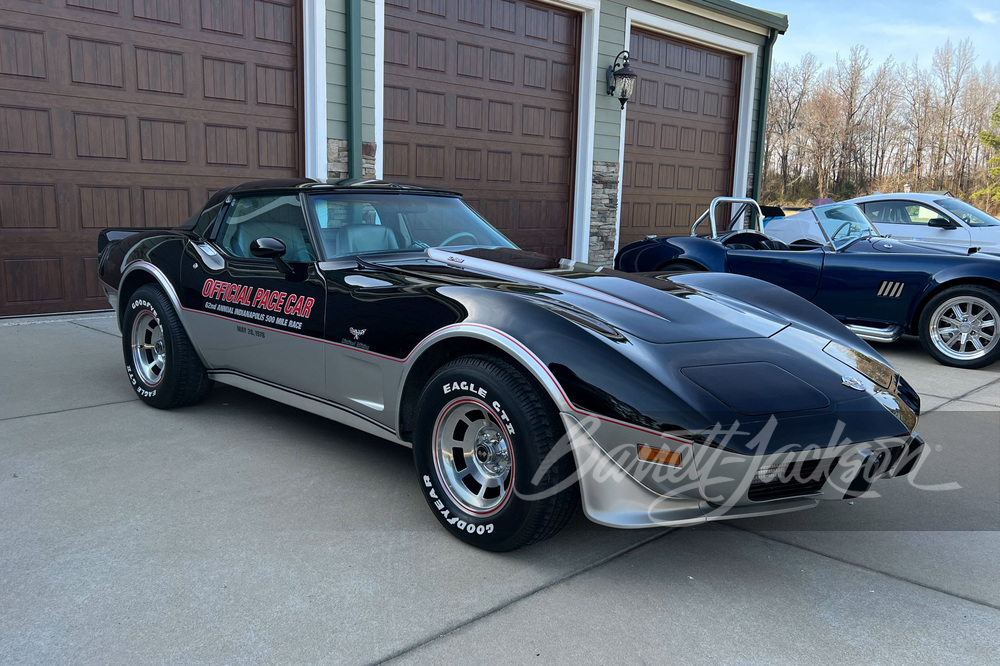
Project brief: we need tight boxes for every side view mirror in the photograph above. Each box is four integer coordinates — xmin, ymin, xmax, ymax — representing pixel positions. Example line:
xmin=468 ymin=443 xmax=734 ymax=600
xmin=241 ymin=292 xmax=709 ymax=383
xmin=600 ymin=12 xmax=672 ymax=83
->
xmin=250 ymin=237 xmax=292 ymax=274
xmin=928 ymin=217 xmax=959 ymax=230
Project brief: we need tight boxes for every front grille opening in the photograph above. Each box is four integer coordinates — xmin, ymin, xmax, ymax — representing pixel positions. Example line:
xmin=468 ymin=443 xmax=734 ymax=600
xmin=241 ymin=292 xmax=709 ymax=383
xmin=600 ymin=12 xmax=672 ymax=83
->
xmin=748 ymin=458 xmax=835 ymax=501
xmin=896 ymin=376 xmax=921 ymax=414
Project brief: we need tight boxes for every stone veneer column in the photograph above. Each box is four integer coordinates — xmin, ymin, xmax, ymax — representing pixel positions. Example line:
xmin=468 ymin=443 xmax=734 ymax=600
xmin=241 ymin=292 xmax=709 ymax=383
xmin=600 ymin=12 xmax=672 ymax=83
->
xmin=362 ymin=142 xmax=377 ymax=178
xmin=326 ymin=139 xmax=378 ymax=180
xmin=327 ymin=138 xmax=349 ymax=180
xmin=588 ymin=161 xmax=620 ymax=267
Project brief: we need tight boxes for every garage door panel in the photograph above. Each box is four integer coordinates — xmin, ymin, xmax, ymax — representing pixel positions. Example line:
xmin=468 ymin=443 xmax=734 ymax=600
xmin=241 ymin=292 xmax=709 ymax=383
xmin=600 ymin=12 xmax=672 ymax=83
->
xmin=621 ymin=29 xmax=740 ymax=245
xmin=0 ymin=0 xmax=301 ymax=315
xmin=385 ymin=0 xmax=578 ymax=257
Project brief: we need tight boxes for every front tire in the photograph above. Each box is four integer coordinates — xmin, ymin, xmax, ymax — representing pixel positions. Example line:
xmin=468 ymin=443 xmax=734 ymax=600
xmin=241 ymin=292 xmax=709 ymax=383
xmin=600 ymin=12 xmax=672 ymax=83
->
xmin=413 ymin=355 xmax=578 ymax=551
xmin=122 ymin=285 xmax=212 ymax=408
xmin=919 ymin=285 xmax=1000 ymax=368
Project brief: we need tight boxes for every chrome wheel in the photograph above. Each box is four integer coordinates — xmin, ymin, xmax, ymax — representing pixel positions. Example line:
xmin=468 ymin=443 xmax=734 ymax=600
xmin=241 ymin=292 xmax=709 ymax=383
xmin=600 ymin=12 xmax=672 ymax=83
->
xmin=929 ymin=296 xmax=999 ymax=361
xmin=433 ymin=398 xmax=514 ymax=515
xmin=131 ymin=310 xmax=165 ymax=386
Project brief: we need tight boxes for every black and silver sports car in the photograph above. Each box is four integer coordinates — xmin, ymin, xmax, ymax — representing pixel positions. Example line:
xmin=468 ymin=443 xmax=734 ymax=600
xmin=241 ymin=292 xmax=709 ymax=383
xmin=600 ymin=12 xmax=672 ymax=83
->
xmin=98 ymin=180 xmax=924 ymax=551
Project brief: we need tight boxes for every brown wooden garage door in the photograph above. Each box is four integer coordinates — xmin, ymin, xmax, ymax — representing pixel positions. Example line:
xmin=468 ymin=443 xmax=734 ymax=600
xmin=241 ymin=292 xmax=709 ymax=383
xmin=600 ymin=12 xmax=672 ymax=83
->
xmin=619 ymin=29 xmax=741 ymax=246
xmin=0 ymin=0 xmax=301 ymax=317
xmin=383 ymin=0 xmax=579 ymax=258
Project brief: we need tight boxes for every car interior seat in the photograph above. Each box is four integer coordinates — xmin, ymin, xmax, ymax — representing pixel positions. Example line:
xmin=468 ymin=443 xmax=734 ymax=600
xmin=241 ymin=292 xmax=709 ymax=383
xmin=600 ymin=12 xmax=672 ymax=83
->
xmin=335 ymin=224 xmax=400 ymax=255
xmin=758 ymin=238 xmax=790 ymax=251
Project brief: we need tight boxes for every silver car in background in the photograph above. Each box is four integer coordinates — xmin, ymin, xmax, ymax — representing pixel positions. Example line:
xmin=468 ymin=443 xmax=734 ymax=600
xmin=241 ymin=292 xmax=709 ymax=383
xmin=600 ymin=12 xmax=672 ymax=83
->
xmin=846 ymin=193 xmax=1000 ymax=254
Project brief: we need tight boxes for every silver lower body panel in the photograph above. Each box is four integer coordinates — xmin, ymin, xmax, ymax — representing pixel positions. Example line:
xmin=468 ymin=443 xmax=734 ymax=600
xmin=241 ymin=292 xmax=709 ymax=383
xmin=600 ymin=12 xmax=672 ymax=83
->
xmin=560 ymin=412 xmax=919 ymax=529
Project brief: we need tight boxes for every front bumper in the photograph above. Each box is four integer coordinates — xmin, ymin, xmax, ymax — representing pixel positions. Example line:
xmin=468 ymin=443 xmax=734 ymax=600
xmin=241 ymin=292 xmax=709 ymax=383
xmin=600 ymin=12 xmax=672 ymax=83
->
xmin=562 ymin=412 xmax=925 ymax=529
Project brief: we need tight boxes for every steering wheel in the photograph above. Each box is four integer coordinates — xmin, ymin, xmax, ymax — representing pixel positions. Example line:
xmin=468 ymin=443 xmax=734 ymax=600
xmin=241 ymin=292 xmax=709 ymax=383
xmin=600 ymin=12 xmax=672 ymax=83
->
xmin=722 ymin=231 xmax=767 ymax=249
xmin=440 ymin=231 xmax=478 ymax=247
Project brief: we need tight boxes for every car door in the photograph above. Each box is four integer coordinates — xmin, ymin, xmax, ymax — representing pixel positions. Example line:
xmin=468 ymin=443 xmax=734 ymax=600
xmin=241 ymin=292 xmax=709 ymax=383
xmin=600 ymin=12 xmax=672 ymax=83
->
xmin=811 ymin=248 xmax=919 ymax=327
xmin=305 ymin=196 xmax=449 ymax=427
xmin=179 ymin=193 xmax=327 ymax=395
xmin=724 ymin=247 xmax=826 ymax=300
xmin=862 ymin=200 xmax=971 ymax=250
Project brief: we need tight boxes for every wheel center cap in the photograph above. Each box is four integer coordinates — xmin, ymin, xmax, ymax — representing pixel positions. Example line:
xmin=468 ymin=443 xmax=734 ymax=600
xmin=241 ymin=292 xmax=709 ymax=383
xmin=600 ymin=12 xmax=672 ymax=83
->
xmin=473 ymin=427 xmax=509 ymax=476
xmin=960 ymin=322 xmax=972 ymax=334
xmin=154 ymin=339 xmax=165 ymax=354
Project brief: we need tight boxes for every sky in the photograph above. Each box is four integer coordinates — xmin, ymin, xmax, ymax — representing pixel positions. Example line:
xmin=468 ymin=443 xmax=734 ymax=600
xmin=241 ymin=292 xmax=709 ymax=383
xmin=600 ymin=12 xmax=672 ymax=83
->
xmin=746 ymin=0 xmax=1000 ymax=68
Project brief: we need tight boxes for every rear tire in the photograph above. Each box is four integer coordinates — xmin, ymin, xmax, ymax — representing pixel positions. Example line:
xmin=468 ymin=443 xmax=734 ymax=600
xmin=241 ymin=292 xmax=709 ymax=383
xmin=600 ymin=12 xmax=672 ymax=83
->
xmin=919 ymin=285 xmax=1000 ymax=369
xmin=656 ymin=260 xmax=705 ymax=273
xmin=122 ymin=285 xmax=212 ymax=408
xmin=413 ymin=355 xmax=578 ymax=551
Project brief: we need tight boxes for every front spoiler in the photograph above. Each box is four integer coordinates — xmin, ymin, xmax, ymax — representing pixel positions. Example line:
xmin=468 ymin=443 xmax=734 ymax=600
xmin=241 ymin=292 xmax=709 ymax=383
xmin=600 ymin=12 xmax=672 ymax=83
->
xmin=561 ymin=412 xmax=925 ymax=529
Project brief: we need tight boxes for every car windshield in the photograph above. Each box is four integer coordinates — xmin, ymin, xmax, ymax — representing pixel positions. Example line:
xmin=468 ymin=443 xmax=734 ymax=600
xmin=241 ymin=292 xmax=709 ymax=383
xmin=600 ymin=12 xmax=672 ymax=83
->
xmin=936 ymin=198 xmax=1000 ymax=227
xmin=307 ymin=193 xmax=517 ymax=260
xmin=814 ymin=203 xmax=881 ymax=249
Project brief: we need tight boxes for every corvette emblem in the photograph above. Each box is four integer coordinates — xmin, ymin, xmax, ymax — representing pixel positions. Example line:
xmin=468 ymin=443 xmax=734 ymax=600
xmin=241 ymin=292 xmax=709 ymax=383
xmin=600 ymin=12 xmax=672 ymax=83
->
xmin=842 ymin=375 xmax=866 ymax=391
xmin=349 ymin=327 xmax=367 ymax=340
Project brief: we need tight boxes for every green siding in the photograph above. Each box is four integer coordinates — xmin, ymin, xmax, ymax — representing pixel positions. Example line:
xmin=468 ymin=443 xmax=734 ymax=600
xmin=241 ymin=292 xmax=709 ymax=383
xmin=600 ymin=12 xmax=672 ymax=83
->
xmin=361 ymin=0 xmax=376 ymax=144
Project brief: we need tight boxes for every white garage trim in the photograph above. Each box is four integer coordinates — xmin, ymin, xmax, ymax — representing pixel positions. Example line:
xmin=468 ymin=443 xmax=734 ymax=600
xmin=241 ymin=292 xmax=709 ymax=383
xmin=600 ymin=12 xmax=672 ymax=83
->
xmin=648 ymin=0 xmax=770 ymax=36
xmin=373 ymin=0 xmax=600 ymax=263
xmin=615 ymin=7 xmax=759 ymax=255
xmin=374 ymin=0 xmax=385 ymax=177
xmin=304 ymin=0 xmax=328 ymax=180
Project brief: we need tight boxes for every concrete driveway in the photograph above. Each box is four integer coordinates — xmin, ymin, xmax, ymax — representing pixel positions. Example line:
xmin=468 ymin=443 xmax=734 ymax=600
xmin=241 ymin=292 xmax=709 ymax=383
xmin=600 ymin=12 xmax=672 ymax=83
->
xmin=1 ymin=314 xmax=997 ymax=664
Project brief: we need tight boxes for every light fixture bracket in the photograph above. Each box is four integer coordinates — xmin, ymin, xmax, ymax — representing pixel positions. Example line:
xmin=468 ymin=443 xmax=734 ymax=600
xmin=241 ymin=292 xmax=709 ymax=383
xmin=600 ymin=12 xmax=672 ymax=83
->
xmin=606 ymin=50 xmax=637 ymax=110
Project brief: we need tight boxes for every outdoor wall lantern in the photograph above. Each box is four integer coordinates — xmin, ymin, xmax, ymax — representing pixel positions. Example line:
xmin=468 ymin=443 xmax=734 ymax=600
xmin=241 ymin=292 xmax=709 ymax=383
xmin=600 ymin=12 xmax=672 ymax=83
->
xmin=606 ymin=50 xmax=637 ymax=109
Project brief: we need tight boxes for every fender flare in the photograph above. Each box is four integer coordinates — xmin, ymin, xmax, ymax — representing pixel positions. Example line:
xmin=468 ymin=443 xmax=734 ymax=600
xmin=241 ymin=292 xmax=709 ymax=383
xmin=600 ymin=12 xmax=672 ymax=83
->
xmin=117 ymin=261 xmax=211 ymax=367
xmin=394 ymin=323 xmax=574 ymax=436
xmin=909 ymin=275 xmax=1000 ymax=332
xmin=119 ymin=261 xmax=185 ymax=320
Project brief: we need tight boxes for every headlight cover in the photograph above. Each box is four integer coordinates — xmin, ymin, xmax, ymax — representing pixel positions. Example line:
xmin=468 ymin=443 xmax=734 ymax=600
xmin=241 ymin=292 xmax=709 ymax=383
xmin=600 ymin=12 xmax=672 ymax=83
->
xmin=823 ymin=341 xmax=895 ymax=388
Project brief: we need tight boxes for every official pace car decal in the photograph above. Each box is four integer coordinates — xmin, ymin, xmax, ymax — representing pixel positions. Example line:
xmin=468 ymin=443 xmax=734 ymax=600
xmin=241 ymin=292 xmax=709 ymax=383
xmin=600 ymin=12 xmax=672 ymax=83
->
xmin=200 ymin=278 xmax=315 ymax=330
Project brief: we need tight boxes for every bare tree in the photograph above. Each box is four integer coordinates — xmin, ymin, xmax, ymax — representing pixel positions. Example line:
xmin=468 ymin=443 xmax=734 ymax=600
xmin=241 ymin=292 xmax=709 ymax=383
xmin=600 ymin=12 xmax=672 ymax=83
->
xmin=834 ymin=45 xmax=874 ymax=188
xmin=766 ymin=53 xmax=819 ymax=198
xmin=931 ymin=39 xmax=977 ymax=189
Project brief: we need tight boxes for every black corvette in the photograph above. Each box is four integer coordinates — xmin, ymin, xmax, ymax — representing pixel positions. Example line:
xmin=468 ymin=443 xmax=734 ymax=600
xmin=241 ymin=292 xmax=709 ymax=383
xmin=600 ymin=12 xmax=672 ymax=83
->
xmin=616 ymin=198 xmax=1000 ymax=369
xmin=98 ymin=180 xmax=924 ymax=551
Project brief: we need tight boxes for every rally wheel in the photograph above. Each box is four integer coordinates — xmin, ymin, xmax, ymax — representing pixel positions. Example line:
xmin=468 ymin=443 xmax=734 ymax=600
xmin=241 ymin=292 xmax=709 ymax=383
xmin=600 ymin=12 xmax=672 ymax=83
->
xmin=919 ymin=285 xmax=1000 ymax=369
xmin=413 ymin=355 xmax=578 ymax=551
xmin=122 ymin=285 xmax=212 ymax=408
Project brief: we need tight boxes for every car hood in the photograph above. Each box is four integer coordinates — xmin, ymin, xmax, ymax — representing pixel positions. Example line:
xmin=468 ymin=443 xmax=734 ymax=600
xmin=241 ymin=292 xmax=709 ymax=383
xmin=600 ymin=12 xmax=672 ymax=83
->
xmin=419 ymin=247 xmax=789 ymax=344
xmin=854 ymin=237 xmax=1000 ymax=257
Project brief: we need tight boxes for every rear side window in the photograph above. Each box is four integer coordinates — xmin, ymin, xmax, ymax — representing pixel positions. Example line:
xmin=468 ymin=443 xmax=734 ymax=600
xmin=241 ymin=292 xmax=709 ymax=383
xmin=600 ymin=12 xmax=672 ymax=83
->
xmin=863 ymin=201 xmax=937 ymax=226
xmin=215 ymin=195 xmax=316 ymax=262
xmin=193 ymin=202 xmax=224 ymax=235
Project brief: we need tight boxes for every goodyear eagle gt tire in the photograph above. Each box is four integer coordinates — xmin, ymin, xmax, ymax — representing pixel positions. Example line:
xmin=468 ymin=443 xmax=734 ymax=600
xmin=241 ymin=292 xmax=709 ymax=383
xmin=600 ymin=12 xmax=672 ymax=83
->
xmin=122 ymin=285 xmax=212 ymax=409
xmin=413 ymin=355 xmax=578 ymax=551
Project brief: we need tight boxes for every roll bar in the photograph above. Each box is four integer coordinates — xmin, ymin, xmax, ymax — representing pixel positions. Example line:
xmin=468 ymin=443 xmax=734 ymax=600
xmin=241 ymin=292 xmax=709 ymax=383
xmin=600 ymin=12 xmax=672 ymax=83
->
xmin=690 ymin=197 xmax=765 ymax=238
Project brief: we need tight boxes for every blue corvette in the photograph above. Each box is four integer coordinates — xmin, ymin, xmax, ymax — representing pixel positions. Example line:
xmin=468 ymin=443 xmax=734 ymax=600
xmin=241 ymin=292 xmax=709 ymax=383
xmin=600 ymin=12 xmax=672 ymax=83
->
xmin=615 ymin=199 xmax=1000 ymax=369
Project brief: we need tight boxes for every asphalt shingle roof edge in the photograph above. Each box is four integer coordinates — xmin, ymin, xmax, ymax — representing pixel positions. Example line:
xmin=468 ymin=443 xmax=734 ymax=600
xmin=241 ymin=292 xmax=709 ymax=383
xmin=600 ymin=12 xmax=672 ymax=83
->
xmin=685 ymin=0 xmax=789 ymax=33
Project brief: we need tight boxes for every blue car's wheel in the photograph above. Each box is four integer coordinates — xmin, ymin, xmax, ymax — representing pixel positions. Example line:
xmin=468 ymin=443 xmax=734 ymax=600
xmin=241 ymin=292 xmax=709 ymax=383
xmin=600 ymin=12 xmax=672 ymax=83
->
xmin=919 ymin=285 xmax=1000 ymax=369
xmin=656 ymin=260 xmax=706 ymax=273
